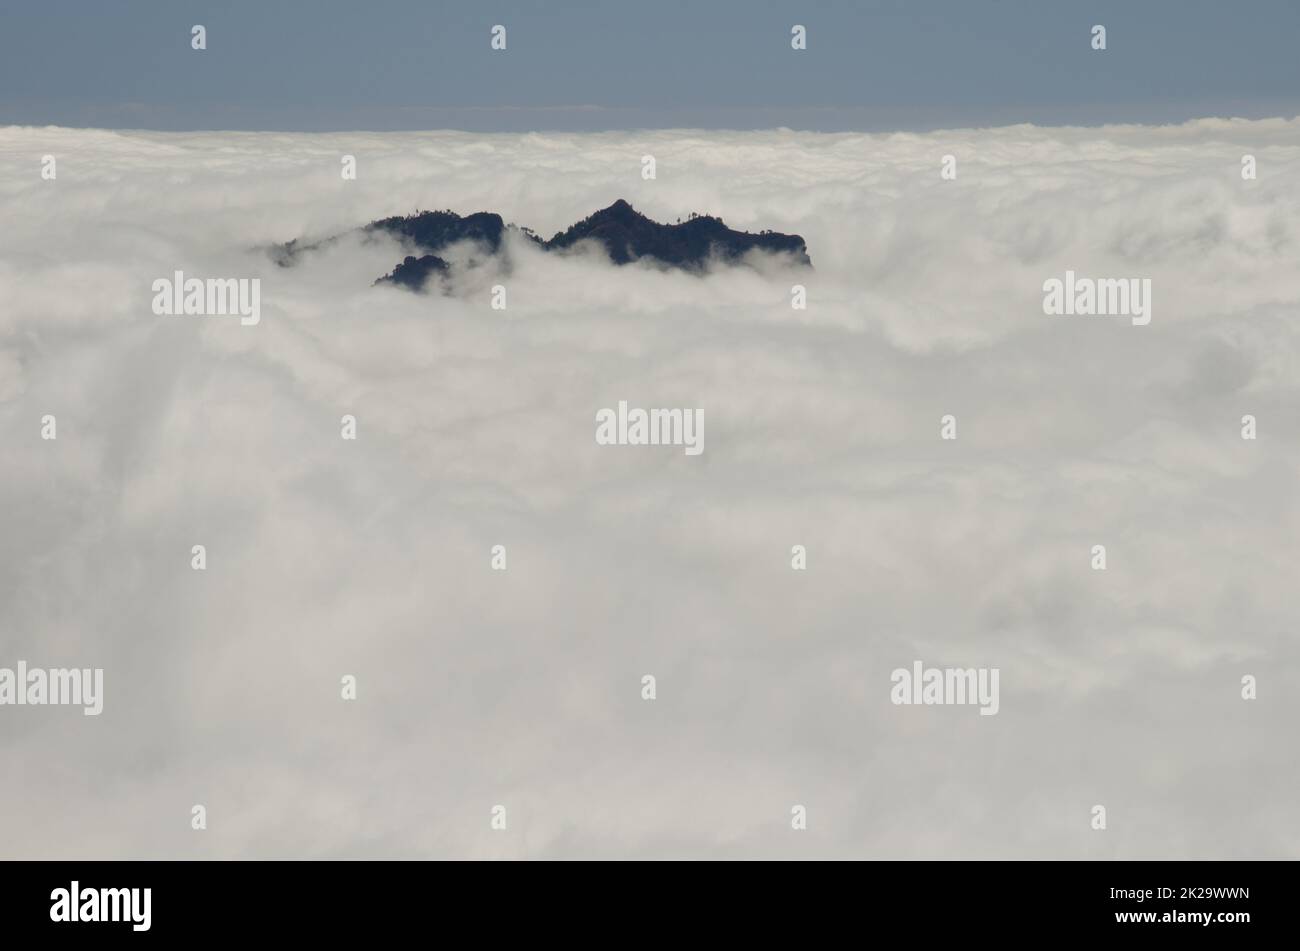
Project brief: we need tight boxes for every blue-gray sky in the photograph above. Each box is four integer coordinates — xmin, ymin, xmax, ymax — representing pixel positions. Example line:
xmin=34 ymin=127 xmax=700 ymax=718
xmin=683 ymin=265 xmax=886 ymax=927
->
xmin=2 ymin=1 xmax=1299 ymax=131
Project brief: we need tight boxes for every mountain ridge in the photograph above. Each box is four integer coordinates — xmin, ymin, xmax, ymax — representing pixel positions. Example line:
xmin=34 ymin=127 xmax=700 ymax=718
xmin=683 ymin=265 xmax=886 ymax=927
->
xmin=272 ymin=200 xmax=811 ymax=291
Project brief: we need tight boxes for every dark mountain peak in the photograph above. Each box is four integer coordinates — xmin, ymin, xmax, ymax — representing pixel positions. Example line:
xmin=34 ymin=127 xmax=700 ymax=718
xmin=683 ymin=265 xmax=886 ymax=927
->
xmin=590 ymin=198 xmax=639 ymax=219
xmin=365 ymin=209 xmax=505 ymax=255
xmin=273 ymin=199 xmax=811 ymax=293
xmin=270 ymin=207 xmax=504 ymax=269
xmin=375 ymin=254 xmax=450 ymax=290
xmin=544 ymin=200 xmax=808 ymax=269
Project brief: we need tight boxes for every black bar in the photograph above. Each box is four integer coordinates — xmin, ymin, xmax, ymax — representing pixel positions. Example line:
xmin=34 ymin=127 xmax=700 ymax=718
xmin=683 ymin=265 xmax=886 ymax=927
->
xmin=0 ymin=860 xmax=1282 ymax=939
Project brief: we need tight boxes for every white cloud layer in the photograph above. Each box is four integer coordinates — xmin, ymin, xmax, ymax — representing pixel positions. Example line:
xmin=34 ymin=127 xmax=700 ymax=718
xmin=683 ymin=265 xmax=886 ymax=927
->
xmin=1 ymin=120 xmax=1298 ymax=858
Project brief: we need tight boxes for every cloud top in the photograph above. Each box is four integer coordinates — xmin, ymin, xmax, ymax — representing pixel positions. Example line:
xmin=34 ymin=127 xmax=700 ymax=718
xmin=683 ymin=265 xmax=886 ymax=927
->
xmin=0 ymin=120 xmax=1297 ymax=858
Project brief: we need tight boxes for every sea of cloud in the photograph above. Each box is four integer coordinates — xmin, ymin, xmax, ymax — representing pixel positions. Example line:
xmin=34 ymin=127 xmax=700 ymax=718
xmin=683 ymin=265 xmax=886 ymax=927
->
xmin=0 ymin=120 xmax=1297 ymax=858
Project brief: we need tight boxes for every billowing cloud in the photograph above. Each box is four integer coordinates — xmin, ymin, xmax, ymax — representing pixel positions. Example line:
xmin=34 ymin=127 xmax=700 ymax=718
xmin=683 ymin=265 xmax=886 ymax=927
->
xmin=0 ymin=120 xmax=1297 ymax=858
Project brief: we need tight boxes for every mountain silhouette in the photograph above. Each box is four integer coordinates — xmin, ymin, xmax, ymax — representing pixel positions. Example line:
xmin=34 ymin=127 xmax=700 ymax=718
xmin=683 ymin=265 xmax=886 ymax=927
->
xmin=368 ymin=209 xmax=505 ymax=254
xmin=275 ymin=200 xmax=811 ymax=292
xmin=543 ymin=199 xmax=810 ymax=269
xmin=381 ymin=254 xmax=451 ymax=290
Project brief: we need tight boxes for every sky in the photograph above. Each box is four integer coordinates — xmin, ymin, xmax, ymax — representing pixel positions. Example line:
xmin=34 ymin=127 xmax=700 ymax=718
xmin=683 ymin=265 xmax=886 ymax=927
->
xmin=2 ymin=0 xmax=1299 ymax=131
